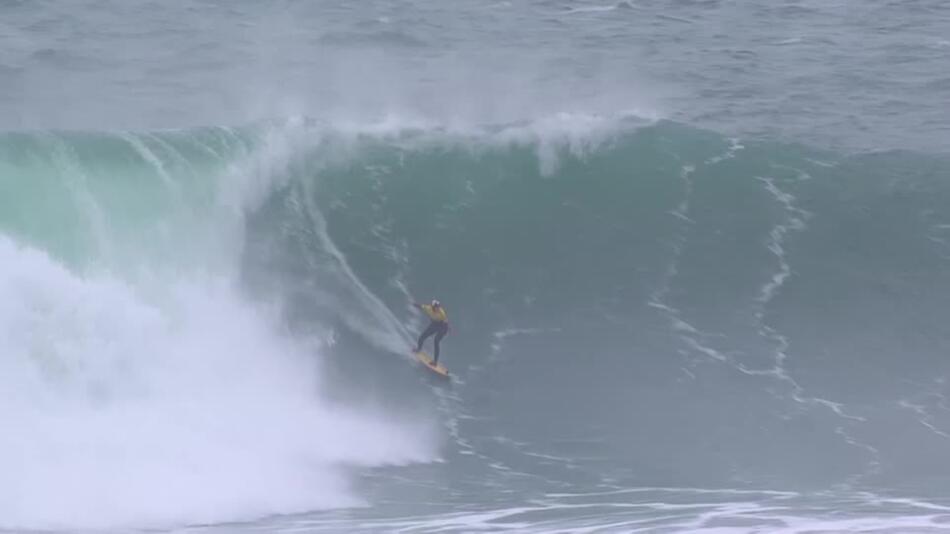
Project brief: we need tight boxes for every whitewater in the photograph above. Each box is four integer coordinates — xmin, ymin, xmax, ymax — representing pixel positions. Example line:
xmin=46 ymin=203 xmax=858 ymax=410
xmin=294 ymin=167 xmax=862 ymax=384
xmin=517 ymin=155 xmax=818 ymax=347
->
xmin=3 ymin=1 xmax=950 ymax=533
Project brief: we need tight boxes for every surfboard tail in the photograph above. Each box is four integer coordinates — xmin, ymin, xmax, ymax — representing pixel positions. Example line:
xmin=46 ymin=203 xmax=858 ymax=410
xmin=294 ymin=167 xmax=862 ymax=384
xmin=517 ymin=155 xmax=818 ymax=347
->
xmin=414 ymin=350 xmax=450 ymax=378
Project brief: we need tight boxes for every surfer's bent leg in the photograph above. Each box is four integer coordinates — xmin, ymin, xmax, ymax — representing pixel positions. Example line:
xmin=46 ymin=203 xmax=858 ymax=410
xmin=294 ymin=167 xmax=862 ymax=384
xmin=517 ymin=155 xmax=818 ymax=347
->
xmin=432 ymin=323 xmax=448 ymax=363
xmin=416 ymin=322 xmax=439 ymax=352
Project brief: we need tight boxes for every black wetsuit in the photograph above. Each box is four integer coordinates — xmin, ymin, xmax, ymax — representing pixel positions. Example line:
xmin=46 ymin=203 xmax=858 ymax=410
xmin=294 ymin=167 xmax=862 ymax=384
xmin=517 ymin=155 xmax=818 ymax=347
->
xmin=415 ymin=303 xmax=449 ymax=364
xmin=416 ymin=321 xmax=449 ymax=364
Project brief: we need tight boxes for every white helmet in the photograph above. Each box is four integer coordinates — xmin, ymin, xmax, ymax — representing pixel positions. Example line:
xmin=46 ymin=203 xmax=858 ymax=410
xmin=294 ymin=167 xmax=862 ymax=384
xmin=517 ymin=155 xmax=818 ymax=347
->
xmin=431 ymin=299 xmax=441 ymax=307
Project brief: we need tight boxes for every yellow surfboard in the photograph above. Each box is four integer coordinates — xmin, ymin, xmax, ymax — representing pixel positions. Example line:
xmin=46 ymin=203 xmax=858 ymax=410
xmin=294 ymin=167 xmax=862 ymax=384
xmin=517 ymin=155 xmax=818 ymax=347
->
xmin=414 ymin=350 xmax=449 ymax=378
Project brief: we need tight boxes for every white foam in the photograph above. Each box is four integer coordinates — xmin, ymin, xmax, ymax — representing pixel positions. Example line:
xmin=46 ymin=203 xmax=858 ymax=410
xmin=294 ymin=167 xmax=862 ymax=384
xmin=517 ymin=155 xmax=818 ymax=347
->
xmin=0 ymin=236 xmax=436 ymax=530
xmin=563 ymin=1 xmax=639 ymax=15
xmin=207 ymin=487 xmax=950 ymax=534
xmin=899 ymin=398 xmax=950 ymax=440
xmin=649 ymin=145 xmax=745 ymax=367
xmin=276 ymin=110 xmax=657 ymax=178
xmin=0 ymin=123 xmax=441 ymax=530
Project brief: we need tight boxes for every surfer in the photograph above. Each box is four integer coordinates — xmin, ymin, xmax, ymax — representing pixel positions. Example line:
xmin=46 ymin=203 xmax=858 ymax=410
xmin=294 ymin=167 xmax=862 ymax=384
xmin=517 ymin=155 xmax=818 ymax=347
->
xmin=414 ymin=299 xmax=450 ymax=364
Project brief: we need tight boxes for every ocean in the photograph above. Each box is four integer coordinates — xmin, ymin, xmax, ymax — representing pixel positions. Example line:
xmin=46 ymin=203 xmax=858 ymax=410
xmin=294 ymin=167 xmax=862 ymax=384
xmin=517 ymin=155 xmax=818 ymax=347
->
xmin=2 ymin=1 xmax=950 ymax=532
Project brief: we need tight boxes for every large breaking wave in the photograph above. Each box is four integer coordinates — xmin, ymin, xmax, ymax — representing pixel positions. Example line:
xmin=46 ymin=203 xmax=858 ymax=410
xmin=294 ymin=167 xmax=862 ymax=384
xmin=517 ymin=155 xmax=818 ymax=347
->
xmin=3 ymin=115 xmax=950 ymax=529
xmin=0 ymin=123 xmax=435 ymax=530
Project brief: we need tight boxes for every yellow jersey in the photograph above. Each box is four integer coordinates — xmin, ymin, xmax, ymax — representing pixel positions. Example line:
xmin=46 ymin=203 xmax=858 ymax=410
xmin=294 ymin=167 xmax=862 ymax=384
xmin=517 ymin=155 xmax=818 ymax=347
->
xmin=421 ymin=304 xmax=448 ymax=323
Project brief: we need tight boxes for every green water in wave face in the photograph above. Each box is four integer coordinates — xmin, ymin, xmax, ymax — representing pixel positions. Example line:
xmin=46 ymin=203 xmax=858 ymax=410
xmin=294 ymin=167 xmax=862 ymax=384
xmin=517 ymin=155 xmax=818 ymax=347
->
xmin=239 ymin=121 xmax=950 ymax=496
xmin=0 ymin=123 xmax=441 ymax=531
xmin=0 ymin=128 xmax=257 ymax=274
xmin=5 ymin=118 xmax=950 ymax=530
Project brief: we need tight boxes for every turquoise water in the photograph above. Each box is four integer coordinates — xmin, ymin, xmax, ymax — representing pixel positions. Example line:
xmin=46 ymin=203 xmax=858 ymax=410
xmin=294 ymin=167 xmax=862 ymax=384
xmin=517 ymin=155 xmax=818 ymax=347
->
xmin=3 ymin=2 xmax=950 ymax=532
